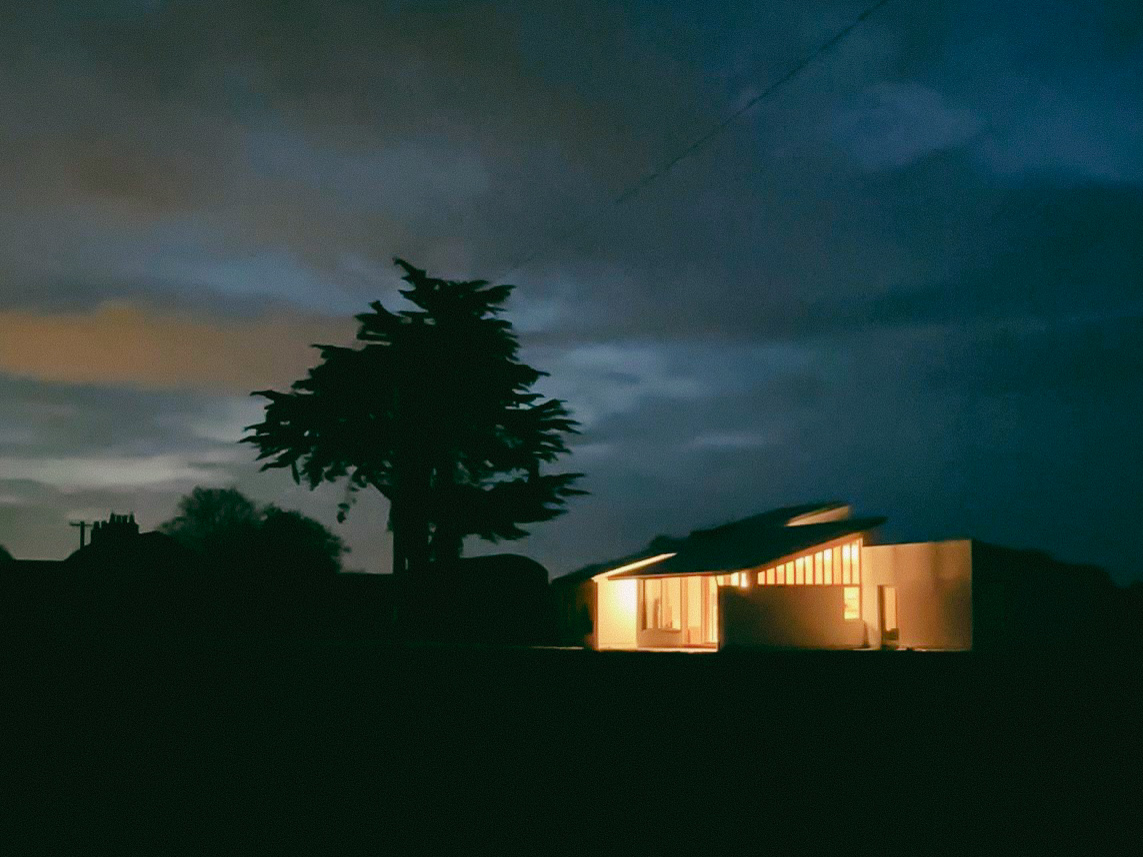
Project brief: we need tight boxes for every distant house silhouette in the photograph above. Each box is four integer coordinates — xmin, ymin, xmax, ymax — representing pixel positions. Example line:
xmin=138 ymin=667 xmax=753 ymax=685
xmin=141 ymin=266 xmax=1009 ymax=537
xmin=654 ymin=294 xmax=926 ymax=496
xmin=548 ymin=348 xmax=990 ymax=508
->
xmin=0 ymin=512 xmax=203 ymax=638
xmin=86 ymin=512 xmax=139 ymax=547
xmin=68 ymin=512 xmax=191 ymax=570
xmin=2 ymin=512 xmax=552 ymax=643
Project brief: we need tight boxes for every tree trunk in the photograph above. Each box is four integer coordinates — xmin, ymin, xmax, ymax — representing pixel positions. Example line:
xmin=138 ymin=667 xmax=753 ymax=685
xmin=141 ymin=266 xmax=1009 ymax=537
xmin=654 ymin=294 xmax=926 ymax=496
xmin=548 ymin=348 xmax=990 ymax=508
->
xmin=387 ymin=504 xmax=404 ymax=640
xmin=429 ymin=526 xmax=463 ymax=569
xmin=389 ymin=505 xmax=407 ymax=577
xmin=405 ymin=510 xmax=431 ymax=575
xmin=403 ymin=454 xmax=433 ymax=576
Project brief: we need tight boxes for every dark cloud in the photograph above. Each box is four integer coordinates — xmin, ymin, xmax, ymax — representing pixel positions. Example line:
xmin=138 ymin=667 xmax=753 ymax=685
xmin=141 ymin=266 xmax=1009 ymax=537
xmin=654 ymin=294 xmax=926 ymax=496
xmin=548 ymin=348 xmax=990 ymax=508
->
xmin=1 ymin=1 xmax=1141 ymax=579
xmin=924 ymin=313 xmax=1143 ymax=398
xmin=0 ymin=375 xmax=192 ymax=456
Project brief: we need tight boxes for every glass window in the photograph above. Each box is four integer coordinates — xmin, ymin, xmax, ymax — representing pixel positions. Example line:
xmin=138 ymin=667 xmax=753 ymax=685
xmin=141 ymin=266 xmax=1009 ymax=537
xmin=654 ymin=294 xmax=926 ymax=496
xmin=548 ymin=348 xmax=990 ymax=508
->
xmin=641 ymin=578 xmax=683 ymax=631
xmin=662 ymin=577 xmax=681 ymax=630
xmin=642 ymin=578 xmax=661 ymax=629
xmin=766 ymin=567 xmax=775 ymax=585
xmin=707 ymin=577 xmax=718 ymax=642
xmin=776 ymin=565 xmax=785 ymax=585
xmin=842 ymin=544 xmax=851 ymax=585
xmin=757 ymin=571 xmax=765 ymax=585
xmin=824 ymin=549 xmax=833 ymax=585
xmin=785 ymin=561 xmax=794 ymax=584
xmin=844 ymin=586 xmax=860 ymax=620
xmin=686 ymin=576 xmax=703 ymax=632
xmin=852 ymin=541 xmax=861 ymax=584
xmin=814 ymin=552 xmax=823 ymax=585
xmin=795 ymin=557 xmax=805 ymax=585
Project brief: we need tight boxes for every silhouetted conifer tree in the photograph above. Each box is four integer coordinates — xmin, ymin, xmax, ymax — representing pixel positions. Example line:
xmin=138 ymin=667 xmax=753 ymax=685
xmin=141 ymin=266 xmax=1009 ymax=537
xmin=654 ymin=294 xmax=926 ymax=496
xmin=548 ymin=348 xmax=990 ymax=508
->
xmin=243 ymin=258 xmax=585 ymax=576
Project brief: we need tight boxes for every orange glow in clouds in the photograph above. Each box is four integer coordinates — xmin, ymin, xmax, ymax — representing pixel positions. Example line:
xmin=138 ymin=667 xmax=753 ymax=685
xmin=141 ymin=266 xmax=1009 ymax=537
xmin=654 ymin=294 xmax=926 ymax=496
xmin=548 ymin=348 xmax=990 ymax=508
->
xmin=0 ymin=302 xmax=355 ymax=391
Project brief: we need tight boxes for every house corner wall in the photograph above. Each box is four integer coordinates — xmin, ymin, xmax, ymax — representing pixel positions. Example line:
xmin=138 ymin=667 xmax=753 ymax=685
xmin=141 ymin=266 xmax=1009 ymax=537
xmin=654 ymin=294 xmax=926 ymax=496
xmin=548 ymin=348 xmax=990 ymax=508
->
xmin=862 ymin=540 xmax=973 ymax=650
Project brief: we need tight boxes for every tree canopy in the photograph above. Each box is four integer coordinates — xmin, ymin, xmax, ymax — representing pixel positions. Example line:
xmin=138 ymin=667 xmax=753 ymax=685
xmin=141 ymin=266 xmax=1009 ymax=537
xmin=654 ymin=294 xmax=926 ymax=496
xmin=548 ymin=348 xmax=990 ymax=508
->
xmin=159 ymin=487 xmax=347 ymax=579
xmin=242 ymin=258 xmax=585 ymax=575
xmin=159 ymin=486 xmax=260 ymax=556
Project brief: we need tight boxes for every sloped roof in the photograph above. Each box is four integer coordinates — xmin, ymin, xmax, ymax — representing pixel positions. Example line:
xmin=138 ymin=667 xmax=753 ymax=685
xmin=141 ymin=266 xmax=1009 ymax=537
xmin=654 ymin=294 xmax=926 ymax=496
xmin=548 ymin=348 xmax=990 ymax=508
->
xmin=610 ymin=516 xmax=884 ymax=578
xmin=552 ymin=501 xmax=884 ymax=586
xmin=550 ymin=536 xmax=686 ymax=588
xmin=687 ymin=501 xmax=850 ymax=538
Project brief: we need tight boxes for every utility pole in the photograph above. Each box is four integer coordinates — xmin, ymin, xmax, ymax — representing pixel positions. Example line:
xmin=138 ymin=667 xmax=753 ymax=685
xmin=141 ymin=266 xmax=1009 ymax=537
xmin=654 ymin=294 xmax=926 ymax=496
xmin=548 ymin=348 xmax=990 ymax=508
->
xmin=69 ymin=520 xmax=91 ymax=550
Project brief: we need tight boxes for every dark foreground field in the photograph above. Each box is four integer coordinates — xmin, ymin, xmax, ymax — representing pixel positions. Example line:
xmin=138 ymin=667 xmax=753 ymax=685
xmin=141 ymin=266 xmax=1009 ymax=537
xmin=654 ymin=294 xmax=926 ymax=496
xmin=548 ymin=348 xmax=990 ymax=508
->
xmin=3 ymin=639 xmax=1141 ymax=848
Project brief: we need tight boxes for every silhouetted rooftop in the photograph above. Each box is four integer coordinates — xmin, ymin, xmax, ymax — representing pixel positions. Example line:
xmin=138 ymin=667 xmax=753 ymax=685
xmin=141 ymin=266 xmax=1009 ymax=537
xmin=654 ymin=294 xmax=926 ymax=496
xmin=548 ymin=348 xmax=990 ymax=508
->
xmin=66 ymin=530 xmax=197 ymax=572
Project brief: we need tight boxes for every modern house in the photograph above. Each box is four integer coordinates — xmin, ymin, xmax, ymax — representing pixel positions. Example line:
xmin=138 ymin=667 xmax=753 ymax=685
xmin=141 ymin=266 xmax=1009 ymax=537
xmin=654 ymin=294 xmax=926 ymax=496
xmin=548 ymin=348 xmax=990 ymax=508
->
xmin=551 ymin=502 xmax=974 ymax=651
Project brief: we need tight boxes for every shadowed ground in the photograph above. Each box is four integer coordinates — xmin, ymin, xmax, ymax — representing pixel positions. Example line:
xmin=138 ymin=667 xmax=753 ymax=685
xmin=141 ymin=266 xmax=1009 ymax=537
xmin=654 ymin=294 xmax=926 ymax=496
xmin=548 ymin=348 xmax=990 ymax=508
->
xmin=2 ymin=640 xmax=1139 ymax=848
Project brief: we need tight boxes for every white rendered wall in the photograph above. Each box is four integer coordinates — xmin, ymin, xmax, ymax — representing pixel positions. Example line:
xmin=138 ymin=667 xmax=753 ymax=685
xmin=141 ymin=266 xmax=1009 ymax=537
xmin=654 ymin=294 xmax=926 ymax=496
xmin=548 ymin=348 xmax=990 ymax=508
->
xmin=594 ymin=576 xmax=639 ymax=649
xmin=721 ymin=586 xmax=865 ymax=649
xmin=862 ymin=541 xmax=973 ymax=650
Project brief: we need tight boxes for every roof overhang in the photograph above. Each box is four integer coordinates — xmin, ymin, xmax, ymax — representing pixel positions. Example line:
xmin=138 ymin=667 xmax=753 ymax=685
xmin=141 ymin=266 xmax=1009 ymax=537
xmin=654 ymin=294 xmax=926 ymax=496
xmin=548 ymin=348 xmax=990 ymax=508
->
xmin=608 ymin=517 xmax=885 ymax=579
xmin=590 ymin=552 xmax=676 ymax=582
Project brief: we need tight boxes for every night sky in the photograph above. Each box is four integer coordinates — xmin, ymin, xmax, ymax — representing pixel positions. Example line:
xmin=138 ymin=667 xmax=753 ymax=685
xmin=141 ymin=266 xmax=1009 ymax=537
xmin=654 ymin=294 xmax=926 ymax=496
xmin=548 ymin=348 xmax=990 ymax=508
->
xmin=1 ymin=1 xmax=1140 ymax=582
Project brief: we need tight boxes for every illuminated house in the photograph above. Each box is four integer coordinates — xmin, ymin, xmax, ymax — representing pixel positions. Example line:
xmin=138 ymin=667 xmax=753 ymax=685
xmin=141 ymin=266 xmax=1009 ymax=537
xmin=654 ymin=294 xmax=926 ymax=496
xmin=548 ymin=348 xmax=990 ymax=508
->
xmin=551 ymin=502 xmax=973 ymax=651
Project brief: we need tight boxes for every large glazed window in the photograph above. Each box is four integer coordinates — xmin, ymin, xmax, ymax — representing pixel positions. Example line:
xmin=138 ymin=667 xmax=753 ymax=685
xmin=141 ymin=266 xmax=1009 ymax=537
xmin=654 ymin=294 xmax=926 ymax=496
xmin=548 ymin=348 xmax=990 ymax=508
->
xmin=662 ymin=577 xmax=681 ymax=629
xmin=642 ymin=578 xmax=660 ymax=629
xmin=706 ymin=577 xmax=718 ymax=643
xmin=686 ymin=577 xmax=703 ymax=635
xmin=641 ymin=577 xmax=682 ymax=630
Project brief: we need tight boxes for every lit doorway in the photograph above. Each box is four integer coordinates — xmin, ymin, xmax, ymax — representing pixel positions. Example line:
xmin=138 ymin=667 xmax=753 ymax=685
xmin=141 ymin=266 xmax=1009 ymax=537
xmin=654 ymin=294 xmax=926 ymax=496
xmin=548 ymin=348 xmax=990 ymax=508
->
xmin=879 ymin=585 xmax=899 ymax=649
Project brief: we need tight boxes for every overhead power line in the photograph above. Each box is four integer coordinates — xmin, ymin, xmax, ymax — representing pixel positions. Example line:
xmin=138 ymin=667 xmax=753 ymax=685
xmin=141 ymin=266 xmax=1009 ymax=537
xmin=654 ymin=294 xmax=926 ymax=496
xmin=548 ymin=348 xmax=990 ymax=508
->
xmin=496 ymin=0 xmax=893 ymax=280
